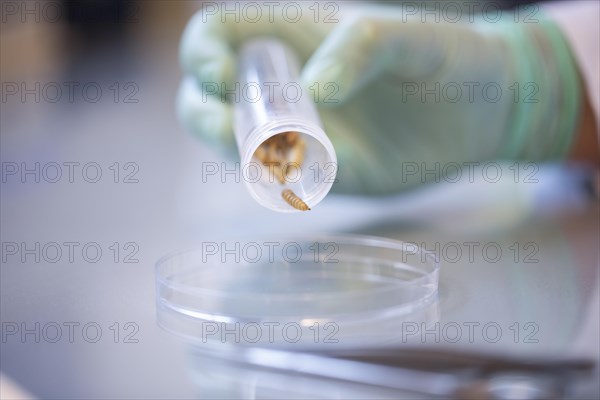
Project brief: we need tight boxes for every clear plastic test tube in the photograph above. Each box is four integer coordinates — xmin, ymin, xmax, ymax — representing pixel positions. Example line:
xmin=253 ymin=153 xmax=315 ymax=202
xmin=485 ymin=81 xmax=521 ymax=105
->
xmin=234 ymin=38 xmax=337 ymax=212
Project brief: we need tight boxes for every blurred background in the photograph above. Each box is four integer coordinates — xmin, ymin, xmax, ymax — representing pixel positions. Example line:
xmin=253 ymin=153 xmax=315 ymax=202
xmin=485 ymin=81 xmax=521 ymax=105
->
xmin=1 ymin=1 xmax=598 ymax=399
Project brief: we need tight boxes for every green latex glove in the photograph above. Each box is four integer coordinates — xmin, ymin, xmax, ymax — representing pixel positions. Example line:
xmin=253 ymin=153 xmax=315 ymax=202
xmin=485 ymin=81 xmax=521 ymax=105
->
xmin=177 ymin=3 xmax=581 ymax=195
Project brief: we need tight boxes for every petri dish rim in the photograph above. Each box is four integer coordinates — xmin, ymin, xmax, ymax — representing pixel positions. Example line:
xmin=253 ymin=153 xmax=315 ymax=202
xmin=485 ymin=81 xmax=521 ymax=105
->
xmin=155 ymin=234 xmax=440 ymax=303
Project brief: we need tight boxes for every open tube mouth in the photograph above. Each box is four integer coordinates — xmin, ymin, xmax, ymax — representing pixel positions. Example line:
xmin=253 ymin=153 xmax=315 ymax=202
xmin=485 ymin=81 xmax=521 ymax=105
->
xmin=241 ymin=119 xmax=337 ymax=212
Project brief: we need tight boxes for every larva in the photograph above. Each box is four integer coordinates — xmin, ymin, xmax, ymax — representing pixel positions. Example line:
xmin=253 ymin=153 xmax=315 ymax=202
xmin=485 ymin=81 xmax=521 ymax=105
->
xmin=285 ymin=131 xmax=299 ymax=145
xmin=266 ymin=161 xmax=286 ymax=184
xmin=253 ymin=132 xmax=305 ymax=185
xmin=284 ymin=137 xmax=305 ymax=178
xmin=253 ymin=145 xmax=267 ymax=163
xmin=282 ymin=189 xmax=310 ymax=211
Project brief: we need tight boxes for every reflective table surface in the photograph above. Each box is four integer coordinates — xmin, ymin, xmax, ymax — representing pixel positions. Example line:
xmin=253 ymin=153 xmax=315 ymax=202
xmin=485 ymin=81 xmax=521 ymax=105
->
xmin=1 ymin=3 xmax=598 ymax=398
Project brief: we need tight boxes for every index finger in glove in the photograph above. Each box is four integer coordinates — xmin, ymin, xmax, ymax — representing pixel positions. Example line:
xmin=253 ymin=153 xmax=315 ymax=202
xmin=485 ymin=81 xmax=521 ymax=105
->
xmin=180 ymin=3 xmax=341 ymax=97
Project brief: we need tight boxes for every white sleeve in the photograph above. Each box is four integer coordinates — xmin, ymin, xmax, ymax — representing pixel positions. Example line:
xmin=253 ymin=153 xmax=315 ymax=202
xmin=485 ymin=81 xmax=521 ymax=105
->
xmin=543 ymin=1 xmax=600 ymax=139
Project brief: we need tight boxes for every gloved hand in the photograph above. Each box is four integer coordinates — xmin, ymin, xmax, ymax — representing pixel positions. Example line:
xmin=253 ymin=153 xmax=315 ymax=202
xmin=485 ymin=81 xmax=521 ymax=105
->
xmin=177 ymin=3 xmax=581 ymax=195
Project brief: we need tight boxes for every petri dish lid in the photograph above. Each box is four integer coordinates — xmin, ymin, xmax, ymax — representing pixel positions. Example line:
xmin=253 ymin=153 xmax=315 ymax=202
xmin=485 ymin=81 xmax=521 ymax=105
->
xmin=156 ymin=234 xmax=439 ymax=347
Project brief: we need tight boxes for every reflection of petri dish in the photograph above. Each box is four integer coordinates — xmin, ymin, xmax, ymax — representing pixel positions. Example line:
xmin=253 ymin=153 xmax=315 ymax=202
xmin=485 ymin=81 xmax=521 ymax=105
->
xmin=156 ymin=235 xmax=439 ymax=347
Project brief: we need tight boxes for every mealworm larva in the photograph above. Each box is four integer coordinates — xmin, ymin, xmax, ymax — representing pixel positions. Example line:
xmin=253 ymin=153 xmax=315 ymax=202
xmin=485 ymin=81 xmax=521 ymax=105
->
xmin=253 ymin=145 xmax=267 ymax=163
xmin=282 ymin=189 xmax=310 ymax=211
xmin=262 ymin=160 xmax=285 ymax=184
xmin=254 ymin=133 xmax=306 ymax=185
xmin=267 ymin=140 xmax=280 ymax=164
xmin=284 ymin=137 xmax=305 ymax=177
xmin=285 ymin=131 xmax=299 ymax=145
xmin=273 ymin=163 xmax=286 ymax=184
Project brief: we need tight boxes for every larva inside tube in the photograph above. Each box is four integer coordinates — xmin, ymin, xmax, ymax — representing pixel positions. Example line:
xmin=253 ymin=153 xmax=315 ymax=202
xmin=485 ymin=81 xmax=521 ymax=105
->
xmin=252 ymin=132 xmax=304 ymax=180
xmin=252 ymin=131 xmax=311 ymax=211
xmin=282 ymin=189 xmax=311 ymax=211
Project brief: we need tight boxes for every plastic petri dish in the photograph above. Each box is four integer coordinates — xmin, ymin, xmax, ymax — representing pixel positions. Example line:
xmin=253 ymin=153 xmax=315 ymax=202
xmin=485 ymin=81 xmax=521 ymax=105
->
xmin=156 ymin=234 xmax=439 ymax=347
